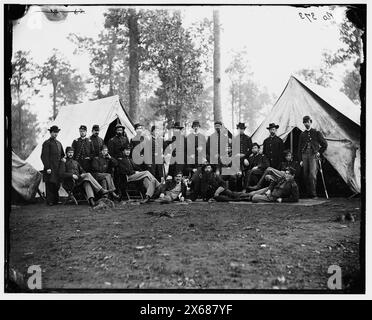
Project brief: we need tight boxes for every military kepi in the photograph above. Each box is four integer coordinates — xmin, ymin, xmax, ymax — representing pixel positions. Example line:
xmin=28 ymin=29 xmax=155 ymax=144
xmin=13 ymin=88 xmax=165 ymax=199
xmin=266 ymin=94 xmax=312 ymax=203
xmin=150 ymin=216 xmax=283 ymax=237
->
xmin=79 ymin=125 xmax=87 ymax=131
xmin=303 ymin=115 xmax=312 ymax=122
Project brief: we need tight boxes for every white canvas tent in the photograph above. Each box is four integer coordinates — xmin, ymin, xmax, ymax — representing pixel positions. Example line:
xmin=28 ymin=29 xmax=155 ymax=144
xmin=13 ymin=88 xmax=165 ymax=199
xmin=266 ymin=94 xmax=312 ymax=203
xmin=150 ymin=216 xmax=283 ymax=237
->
xmin=12 ymin=151 xmax=42 ymax=201
xmin=251 ymin=75 xmax=361 ymax=194
xmin=26 ymin=95 xmax=135 ymax=196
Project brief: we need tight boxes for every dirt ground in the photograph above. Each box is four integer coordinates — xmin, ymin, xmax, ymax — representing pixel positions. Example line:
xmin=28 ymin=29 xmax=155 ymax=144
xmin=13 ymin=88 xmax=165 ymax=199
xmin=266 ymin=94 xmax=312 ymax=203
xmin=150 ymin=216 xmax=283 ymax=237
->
xmin=7 ymin=198 xmax=362 ymax=292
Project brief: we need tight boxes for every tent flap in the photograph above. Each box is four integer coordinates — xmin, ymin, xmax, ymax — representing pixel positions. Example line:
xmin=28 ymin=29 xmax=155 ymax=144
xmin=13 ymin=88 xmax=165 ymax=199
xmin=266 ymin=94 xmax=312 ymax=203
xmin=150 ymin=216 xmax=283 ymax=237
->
xmin=12 ymin=152 xmax=42 ymax=200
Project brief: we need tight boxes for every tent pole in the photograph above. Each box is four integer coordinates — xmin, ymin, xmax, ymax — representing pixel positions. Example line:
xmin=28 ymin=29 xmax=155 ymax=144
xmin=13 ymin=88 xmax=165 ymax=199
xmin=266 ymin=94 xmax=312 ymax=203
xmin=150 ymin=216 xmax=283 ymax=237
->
xmin=290 ymin=130 xmax=293 ymax=154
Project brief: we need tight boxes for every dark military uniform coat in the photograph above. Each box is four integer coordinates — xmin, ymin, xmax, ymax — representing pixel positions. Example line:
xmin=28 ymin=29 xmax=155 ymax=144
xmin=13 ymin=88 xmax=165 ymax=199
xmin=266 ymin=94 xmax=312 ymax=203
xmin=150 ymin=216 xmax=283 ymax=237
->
xmin=72 ymin=137 xmax=94 ymax=171
xmin=236 ymin=133 xmax=252 ymax=169
xmin=268 ymin=177 xmax=299 ymax=202
xmin=90 ymin=135 xmax=104 ymax=157
xmin=185 ymin=132 xmax=206 ymax=175
xmin=206 ymin=130 xmax=233 ymax=167
xmin=107 ymin=134 xmax=129 ymax=160
xmin=263 ymin=135 xmax=284 ymax=169
xmin=91 ymin=155 xmax=117 ymax=174
xmin=41 ymin=137 xmax=65 ymax=184
xmin=58 ymin=157 xmax=85 ymax=191
xmin=246 ymin=153 xmax=269 ymax=172
xmin=298 ymin=128 xmax=328 ymax=161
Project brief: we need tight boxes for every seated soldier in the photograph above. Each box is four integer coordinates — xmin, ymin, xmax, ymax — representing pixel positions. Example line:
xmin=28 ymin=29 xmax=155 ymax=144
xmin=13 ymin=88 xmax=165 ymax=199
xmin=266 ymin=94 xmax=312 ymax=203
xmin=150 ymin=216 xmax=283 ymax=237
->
xmin=59 ymin=146 xmax=110 ymax=207
xmin=91 ymin=145 xmax=120 ymax=200
xmin=248 ymin=167 xmax=299 ymax=203
xmin=117 ymin=143 xmax=160 ymax=203
xmin=200 ymin=163 xmax=251 ymax=202
xmin=248 ymin=149 xmax=300 ymax=191
xmin=242 ymin=143 xmax=269 ymax=191
xmin=154 ymin=171 xmax=187 ymax=204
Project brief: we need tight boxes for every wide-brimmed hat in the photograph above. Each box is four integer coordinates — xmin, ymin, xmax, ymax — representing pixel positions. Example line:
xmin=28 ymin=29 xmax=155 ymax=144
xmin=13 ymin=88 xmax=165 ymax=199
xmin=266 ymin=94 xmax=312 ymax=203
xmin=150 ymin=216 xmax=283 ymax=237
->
xmin=191 ymin=120 xmax=200 ymax=128
xmin=236 ymin=122 xmax=246 ymax=129
xmin=266 ymin=123 xmax=279 ymax=130
xmin=172 ymin=121 xmax=184 ymax=129
xmin=48 ymin=125 xmax=61 ymax=132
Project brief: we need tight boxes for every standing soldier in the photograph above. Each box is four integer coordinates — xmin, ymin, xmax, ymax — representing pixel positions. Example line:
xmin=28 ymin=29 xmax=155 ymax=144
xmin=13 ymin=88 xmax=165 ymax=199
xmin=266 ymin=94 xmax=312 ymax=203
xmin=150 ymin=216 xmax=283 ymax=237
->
xmin=187 ymin=120 xmax=207 ymax=201
xmin=206 ymin=121 xmax=232 ymax=172
xmin=148 ymin=125 xmax=165 ymax=182
xmin=263 ymin=123 xmax=284 ymax=169
xmin=235 ymin=122 xmax=252 ymax=170
xmin=231 ymin=122 xmax=253 ymax=191
xmin=41 ymin=125 xmax=64 ymax=206
xmin=72 ymin=125 xmax=94 ymax=172
xmin=130 ymin=123 xmax=147 ymax=171
xmin=166 ymin=122 xmax=187 ymax=177
xmin=298 ymin=115 xmax=328 ymax=199
xmin=90 ymin=124 xmax=104 ymax=157
xmin=107 ymin=123 xmax=129 ymax=160
xmin=186 ymin=120 xmax=206 ymax=176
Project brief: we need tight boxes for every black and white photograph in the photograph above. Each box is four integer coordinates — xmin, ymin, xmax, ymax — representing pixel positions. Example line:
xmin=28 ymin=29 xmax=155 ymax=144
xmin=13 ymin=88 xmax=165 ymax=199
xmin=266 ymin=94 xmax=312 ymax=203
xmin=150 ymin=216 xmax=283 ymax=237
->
xmin=3 ymin=1 xmax=366 ymax=297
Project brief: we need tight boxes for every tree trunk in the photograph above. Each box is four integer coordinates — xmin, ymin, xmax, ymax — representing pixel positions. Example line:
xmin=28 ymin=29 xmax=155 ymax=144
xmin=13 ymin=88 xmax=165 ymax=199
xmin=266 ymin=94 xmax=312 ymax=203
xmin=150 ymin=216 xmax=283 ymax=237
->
xmin=52 ymin=82 xmax=57 ymax=119
xmin=18 ymin=102 xmax=22 ymax=152
xmin=17 ymin=88 xmax=22 ymax=152
xmin=238 ymin=80 xmax=242 ymax=122
xmin=108 ymin=63 xmax=114 ymax=96
xmin=231 ymin=88 xmax=235 ymax=130
xmin=213 ymin=9 xmax=222 ymax=123
xmin=128 ymin=9 xmax=140 ymax=123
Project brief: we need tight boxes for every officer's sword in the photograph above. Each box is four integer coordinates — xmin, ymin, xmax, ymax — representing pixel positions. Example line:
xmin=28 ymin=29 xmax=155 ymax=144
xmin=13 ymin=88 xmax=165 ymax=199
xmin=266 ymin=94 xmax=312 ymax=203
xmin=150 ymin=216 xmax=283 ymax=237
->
xmin=318 ymin=158 xmax=329 ymax=199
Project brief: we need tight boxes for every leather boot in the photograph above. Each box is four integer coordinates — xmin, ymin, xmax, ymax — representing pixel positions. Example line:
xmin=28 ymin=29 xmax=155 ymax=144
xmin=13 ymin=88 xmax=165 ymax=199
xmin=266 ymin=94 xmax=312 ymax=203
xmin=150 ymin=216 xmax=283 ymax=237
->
xmin=111 ymin=192 xmax=120 ymax=200
xmin=88 ymin=197 xmax=96 ymax=207
xmin=100 ymin=188 xmax=109 ymax=196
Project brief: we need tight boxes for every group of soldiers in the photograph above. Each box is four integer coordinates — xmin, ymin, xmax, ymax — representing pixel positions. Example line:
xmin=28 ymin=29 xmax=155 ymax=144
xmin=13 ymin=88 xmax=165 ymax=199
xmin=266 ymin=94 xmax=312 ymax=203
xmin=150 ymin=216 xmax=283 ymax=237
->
xmin=40 ymin=115 xmax=327 ymax=206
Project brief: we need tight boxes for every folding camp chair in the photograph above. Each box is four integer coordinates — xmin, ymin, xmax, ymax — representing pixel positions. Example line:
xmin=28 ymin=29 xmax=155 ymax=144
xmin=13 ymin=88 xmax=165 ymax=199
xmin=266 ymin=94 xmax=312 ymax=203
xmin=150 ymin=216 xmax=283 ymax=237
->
xmin=62 ymin=179 xmax=84 ymax=205
xmin=125 ymin=180 xmax=144 ymax=200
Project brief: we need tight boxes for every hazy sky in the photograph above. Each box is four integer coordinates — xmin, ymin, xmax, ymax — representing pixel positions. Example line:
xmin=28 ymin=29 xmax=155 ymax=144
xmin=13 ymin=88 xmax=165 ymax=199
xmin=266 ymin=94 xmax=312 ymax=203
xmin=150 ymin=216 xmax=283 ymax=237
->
xmin=13 ymin=5 xmax=350 ymax=133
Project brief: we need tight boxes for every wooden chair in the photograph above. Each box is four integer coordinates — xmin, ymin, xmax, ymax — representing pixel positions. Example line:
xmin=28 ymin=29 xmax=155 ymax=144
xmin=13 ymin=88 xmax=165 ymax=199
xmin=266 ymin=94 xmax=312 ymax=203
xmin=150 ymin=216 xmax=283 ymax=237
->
xmin=62 ymin=179 xmax=84 ymax=205
xmin=124 ymin=180 xmax=144 ymax=200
